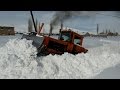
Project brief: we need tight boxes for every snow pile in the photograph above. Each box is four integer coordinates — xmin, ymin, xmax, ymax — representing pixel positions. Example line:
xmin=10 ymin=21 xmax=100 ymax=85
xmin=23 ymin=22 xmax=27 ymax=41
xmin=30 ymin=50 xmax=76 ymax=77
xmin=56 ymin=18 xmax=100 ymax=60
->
xmin=0 ymin=38 xmax=120 ymax=79
xmin=0 ymin=39 xmax=39 ymax=79
xmin=38 ymin=42 xmax=120 ymax=79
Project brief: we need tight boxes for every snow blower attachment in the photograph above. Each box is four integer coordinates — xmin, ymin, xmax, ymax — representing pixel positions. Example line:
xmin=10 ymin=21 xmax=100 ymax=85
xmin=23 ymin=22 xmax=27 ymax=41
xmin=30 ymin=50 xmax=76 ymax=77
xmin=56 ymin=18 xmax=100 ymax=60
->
xmin=22 ymin=11 xmax=88 ymax=56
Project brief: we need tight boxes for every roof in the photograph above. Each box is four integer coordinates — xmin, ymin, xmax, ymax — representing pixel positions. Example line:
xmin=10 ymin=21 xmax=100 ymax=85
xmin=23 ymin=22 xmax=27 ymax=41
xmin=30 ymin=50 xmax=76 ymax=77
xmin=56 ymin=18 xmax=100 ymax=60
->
xmin=0 ymin=26 xmax=14 ymax=28
xmin=61 ymin=30 xmax=83 ymax=38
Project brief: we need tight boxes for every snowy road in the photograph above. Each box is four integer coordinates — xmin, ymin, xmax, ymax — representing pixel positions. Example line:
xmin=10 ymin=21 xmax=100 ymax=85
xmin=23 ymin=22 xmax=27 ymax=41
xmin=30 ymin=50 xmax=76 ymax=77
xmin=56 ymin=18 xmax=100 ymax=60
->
xmin=0 ymin=35 xmax=120 ymax=79
xmin=94 ymin=64 xmax=120 ymax=79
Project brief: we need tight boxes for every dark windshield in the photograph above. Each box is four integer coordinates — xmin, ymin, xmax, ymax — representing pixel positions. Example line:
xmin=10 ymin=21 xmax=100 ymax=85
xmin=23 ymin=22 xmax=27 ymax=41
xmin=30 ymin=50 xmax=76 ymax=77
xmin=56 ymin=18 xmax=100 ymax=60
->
xmin=60 ymin=32 xmax=71 ymax=42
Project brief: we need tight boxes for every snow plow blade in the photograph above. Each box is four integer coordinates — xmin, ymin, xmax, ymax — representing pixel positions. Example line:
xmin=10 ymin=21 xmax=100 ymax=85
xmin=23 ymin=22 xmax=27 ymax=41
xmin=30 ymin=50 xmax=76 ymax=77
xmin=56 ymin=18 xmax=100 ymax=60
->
xmin=21 ymin=33 xmax=46 ymax=56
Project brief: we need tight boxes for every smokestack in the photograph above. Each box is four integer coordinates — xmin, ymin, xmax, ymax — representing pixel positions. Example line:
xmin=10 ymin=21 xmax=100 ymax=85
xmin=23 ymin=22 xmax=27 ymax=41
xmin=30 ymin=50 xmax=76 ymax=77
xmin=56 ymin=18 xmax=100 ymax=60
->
xmin=59 ymin=23 xmax=63 ymax=33
xmin=61 ymin=23 xmax=63 ymax=30
xmin=49 ymin=24 xmax=53 ymax=36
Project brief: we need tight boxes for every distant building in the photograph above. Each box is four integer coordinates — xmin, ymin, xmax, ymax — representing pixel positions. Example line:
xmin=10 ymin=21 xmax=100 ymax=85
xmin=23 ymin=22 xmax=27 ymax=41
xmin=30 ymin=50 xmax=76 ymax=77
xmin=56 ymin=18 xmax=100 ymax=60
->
xmin=0 ymin=26 xmax=15 ymax=35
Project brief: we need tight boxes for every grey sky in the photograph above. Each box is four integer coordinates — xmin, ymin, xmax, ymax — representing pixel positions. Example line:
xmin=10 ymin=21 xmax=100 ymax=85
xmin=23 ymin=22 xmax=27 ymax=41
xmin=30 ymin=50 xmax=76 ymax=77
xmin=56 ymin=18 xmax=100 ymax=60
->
xmin=0 ymin=11 xmax=120 ymax=34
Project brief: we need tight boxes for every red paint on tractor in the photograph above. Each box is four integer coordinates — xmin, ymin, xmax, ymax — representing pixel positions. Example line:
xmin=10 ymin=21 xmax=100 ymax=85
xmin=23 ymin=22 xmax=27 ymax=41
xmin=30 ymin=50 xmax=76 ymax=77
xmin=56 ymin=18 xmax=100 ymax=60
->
xmin=39 ymin=30 xmax=88 ymax=55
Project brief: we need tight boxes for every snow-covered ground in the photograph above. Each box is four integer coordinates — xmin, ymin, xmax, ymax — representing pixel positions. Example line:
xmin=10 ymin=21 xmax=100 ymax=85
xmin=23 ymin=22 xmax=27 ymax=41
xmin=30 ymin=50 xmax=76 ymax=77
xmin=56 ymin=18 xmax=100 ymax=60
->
xmin=0 ymin=34 xmax=21 ymax=47
xmin=0 ymin=35 xmax=120 ymax=79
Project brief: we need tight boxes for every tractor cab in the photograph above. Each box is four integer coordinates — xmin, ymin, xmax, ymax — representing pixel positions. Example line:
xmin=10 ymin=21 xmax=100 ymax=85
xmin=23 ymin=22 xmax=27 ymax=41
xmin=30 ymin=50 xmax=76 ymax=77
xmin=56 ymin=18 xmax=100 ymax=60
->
xmin=59 ymin=30 xmax=71 ymax=42
xmin=59 ymin=29 xmax=83 ymax=46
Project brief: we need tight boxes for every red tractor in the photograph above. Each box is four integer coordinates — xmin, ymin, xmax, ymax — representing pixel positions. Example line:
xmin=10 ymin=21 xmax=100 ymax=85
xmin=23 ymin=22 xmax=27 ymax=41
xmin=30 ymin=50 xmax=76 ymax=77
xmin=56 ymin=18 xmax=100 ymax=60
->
xmin=22 ymin=11 xmax=88 ymax=56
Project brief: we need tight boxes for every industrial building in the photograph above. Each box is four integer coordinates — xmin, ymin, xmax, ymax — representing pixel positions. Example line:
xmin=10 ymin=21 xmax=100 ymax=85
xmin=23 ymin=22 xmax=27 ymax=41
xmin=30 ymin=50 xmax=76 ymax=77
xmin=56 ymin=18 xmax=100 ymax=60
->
xmin=0 ymin=26 xmax=15 ymax=35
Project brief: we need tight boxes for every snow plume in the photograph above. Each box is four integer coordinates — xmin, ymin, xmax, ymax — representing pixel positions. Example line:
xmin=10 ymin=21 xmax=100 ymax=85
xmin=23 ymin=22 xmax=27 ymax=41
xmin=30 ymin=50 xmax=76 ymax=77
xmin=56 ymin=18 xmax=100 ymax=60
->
xmin=0 ymin=38 xmax=120 ymax=79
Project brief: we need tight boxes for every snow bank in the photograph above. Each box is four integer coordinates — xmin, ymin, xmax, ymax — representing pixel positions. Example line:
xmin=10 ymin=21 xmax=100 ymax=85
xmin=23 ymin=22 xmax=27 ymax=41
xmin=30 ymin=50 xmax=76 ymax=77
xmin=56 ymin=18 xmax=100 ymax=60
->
xmin=0 ymin=38 xmax=120 ymax=79
xmin=0 ymin=39 xmax=38 ymax=79
xmin=38 ymin=43 xmax=120 ymax=79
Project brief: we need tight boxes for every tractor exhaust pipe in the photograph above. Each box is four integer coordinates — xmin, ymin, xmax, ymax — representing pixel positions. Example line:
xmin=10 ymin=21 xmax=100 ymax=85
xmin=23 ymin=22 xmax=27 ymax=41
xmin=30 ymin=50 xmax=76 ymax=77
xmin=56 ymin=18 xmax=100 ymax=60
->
xmin=58 ymin=23 xmax=63 ymax=39
xmin=59 ymin=23 xmax=63 ymax=33
xmin=49 ymin=24 xmax=53 ymax=36
xmin=61 ymin=23 xmax=63 ymax=30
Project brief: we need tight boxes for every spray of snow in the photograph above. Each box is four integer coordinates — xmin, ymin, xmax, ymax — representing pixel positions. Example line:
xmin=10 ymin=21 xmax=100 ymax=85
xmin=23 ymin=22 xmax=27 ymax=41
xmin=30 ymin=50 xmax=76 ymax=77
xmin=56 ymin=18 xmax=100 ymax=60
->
xmin=0 ymin=38 xmax=120 ymax=79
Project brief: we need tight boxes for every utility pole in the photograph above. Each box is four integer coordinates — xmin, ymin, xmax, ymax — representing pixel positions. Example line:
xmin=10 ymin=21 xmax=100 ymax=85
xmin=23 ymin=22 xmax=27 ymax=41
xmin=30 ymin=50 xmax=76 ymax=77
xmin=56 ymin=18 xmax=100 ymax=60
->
xmin=97 ymin=24 xmax=99 ymax=35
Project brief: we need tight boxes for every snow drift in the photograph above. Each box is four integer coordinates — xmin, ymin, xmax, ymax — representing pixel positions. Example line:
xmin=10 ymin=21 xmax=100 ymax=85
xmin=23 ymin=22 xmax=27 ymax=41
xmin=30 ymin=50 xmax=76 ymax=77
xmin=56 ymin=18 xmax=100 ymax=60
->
xmin=0 ymin=38 xmax=120 ymax=79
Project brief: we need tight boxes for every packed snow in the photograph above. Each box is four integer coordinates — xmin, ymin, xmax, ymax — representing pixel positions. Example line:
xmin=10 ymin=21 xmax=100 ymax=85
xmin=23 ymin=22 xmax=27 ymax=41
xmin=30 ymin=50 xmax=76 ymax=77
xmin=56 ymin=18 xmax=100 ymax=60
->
xmin=0 ymin=35 xmax=120 ymax=79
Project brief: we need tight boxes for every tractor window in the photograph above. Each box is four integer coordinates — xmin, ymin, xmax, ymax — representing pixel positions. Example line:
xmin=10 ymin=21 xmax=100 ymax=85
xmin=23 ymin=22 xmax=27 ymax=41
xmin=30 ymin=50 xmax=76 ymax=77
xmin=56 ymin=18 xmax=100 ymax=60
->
xmin=60 ymin=32 xmax=71 ymax=42
xmin=74 ymin=36 xmax=81 ymax=45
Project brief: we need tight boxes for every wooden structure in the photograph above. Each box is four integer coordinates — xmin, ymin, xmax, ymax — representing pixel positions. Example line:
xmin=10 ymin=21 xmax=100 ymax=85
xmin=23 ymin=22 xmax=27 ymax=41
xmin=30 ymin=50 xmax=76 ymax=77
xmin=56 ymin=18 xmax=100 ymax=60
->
xmin=0 ymin=26 xmax=15 ymax=35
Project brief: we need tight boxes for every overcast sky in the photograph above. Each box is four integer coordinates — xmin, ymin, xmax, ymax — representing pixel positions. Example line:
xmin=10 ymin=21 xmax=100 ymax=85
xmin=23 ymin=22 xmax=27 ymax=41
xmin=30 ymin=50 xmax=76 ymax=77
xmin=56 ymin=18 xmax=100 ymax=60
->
xmin=0 ymin=11 xmax=120 ymax=34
